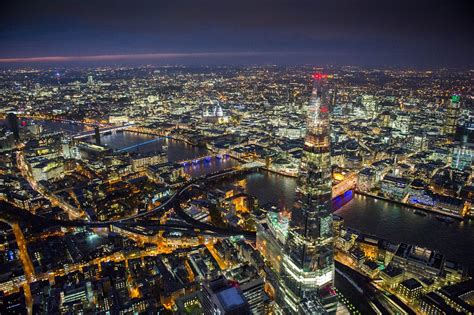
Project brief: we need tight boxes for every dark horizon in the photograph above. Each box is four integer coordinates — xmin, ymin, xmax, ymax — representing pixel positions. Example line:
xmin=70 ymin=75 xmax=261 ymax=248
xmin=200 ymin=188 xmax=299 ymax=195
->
xmin=1 ymin=0 xmax=473 ymax=68
xmin=1 ymin=61 xmax=472 ymax=72
xmin=0 ymin=53 xmax=473 ymax=71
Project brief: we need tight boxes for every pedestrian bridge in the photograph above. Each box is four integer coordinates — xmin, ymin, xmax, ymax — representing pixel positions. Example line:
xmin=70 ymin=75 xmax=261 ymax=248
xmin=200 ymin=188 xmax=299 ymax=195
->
xmin=72 ymin=124 xmax=134 ymax=140
xmin=240 ymin=161 xmax=265 ymax=169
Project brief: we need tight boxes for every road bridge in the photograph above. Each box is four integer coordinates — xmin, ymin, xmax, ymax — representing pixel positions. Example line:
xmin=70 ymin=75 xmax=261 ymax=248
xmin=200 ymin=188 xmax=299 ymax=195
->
xmin=72 ymin=124 xmax=134 ymax=140
xmin=0 ymin=201 xmax=254 ymax=239
xmin=178 ymin=153 xmax=232 ymax=166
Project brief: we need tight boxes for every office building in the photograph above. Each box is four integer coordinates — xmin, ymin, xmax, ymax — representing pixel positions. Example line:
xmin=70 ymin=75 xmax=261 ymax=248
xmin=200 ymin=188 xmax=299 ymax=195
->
xmin=398 ymin=278 xmax=423 ymax=302
xmin=240 ymin=277 xmax=265 ymax=315
xmin=437 ymin=279 xmax=474 ymax=314
xmin=277 ymin=73 xmax=337 ymax=314
xmin=94 ymin=126 xmax=101 ymax=145
xmin=6 ymin=112 xmax=19 ymax=141
xmin=201 ymin=276 xmax=251 ymax=315
xmin=0 ymin=132 xmax=15 ymax=152
xmin=451 ymin=121 xmax=474 ymax=170
xmin=444 ymin=95 xmax=461 ymax=140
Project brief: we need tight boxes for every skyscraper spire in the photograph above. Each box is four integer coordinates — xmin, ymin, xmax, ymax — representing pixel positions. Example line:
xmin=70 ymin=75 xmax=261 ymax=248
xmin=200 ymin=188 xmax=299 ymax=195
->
xmin=277 ymin=73 xmax=336 ymax=314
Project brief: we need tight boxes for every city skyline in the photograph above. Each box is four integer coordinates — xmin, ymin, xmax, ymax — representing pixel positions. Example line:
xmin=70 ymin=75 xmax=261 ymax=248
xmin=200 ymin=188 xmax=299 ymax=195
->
xmin=0 ymin=63 xmax=472 ymax=314
xmin=0 ymin=1 xmax=473 ymax=314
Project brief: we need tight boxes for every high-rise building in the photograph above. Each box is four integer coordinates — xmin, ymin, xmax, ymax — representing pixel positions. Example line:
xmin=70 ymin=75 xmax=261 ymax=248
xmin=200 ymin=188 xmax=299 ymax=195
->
xmin=330 ymin=87 xmax=337 ymax=113
xmin=444 ymin=95 xmax=461 ymax=140
xmin=451 ymin=121 xmax=474 ymax=170
xmin=0 ymin=132 xmax=15 ymax=152
xmin=277 ymin=73 xmax=337 ymax=314
xmin=6 ymin=113 xmax=19 ymax=141
xmin=94 ymin=126 xmax=101 ymax=146
xmin=201 ymin=276 xmax=251 ymax=315
xmin=240 ymin=277 xmax=265 ymax=315
xmin=361 ymin=94 xmax=378 ymax=119
xmin=393 ymin=112 xmax=411 ymax=136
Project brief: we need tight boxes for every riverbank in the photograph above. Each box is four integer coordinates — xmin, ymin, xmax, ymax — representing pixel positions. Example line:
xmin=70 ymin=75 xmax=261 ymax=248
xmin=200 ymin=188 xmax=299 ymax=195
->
xmin=355 ymin=191 xmax=465 ymax=220
xmin=122 ymin=127 xmax=198 ymax=147
xmin=80 ymin=127 xmax=471 ymax=222
xmin=261 ymin=166 xmax=297 ymax=178
xmin=89 ymin=127 xmax=472 ymax=223
xmin=122 ymin=127 xmax=301 ymax=178
xmin=335 ymin=194 xmax=474 ymax=267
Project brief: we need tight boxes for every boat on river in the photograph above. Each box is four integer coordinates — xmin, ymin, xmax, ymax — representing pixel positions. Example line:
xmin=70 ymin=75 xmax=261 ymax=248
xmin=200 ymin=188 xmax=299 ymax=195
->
xmin=413 ymin=210 xmax=427 ymax=216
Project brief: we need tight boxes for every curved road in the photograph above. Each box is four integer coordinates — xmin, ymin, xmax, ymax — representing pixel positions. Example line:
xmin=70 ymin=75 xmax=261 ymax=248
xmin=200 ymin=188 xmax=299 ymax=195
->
xmin=1 ymin=167 xmax=257 ymax=239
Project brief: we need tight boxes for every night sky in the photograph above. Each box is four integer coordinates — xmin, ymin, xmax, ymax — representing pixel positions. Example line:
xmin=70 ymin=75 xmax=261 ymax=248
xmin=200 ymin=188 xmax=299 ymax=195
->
xmin=1 ymin=0 xmax=472 ymax=67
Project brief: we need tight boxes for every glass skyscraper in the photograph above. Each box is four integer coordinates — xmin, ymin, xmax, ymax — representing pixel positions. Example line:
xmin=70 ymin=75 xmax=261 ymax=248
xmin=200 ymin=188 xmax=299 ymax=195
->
xmin=451 ymin=120 xmax=474 ymax=171
xmin=277 ymin=73 xmax=336 ymax=314
xmin=444 ymin=94 xmax=461 ymax=140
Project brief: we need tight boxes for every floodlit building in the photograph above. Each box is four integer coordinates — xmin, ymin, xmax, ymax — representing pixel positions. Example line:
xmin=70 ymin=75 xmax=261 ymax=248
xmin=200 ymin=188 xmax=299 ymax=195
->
xmin=444 ymin=95 xmax=461 ymax=140
xmin=451 ymin=121 xmax=474 ymax=170
xmin=277 ymin=74 xmax=337 ymax=314
xmin=398 ymin=278 xmax=423 ymax=302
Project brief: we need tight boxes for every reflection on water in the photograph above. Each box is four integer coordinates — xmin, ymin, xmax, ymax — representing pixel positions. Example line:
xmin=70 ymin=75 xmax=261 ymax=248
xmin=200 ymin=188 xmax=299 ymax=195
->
xmin=97 ymin=132 xmax=207 ymax=162
xmin=335 ymin=194 xmax=474 ymax=267
xmin=182 ymin=157 xmax=239 ymax=178
xmin=36 ymin=120 xmax=89 ymax=134
xmin=333 ymin=190 xmax=354 ymax=210
xmin=98 ymin=131 xmax=239 ymax=176
xmin=21 ymin=122 xmax=474 ymax=268
xmin=1 ymin=118 xmax=88 ymax=135
xmin=243 ymin=172 xmax=297 ymax=208
xmin=100 ymin=130 xmax=474 ymax=267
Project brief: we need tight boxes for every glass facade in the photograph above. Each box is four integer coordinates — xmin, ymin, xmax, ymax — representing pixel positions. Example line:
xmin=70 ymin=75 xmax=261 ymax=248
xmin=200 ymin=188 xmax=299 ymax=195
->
xmin=444 ymin=95 xmax=461 ymax=139
xmin=277 ymin=75 xmax=335 ymax=313
xmin=451 ymin=120 xmax=474 ymax=170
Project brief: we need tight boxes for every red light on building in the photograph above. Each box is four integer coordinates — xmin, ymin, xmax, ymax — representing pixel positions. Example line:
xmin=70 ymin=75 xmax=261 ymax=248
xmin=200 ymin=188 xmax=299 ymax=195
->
xmin=312 ymin=73 xmax=328 ymax=80
xmin=21 ymin=120 xmax=27 ymax=127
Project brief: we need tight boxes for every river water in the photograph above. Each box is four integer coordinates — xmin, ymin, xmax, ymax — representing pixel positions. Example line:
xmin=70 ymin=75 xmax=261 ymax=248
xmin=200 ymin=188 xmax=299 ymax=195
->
xmin=336 ymin=195 xmax=474 ymax=268
xmin=93 ymin=132 xmax=474 ymax=266
xmin=97 ymin=131 xmax=239 ymax=176
xmin=95 ymin=130 xmax=474 ymax=267
xmin=10 ymin=121 xmax=474 ymax=268
xmin=1 ymin=118 xmax=89 ymax=135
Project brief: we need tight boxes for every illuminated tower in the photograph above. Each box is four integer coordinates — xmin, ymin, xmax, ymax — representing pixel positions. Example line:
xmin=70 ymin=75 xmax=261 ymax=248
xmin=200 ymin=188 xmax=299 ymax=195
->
xmin=451 ymin=120 xmax=474 ymax=170
xmin=330 ymin=87 xmax=337 ymax=113
xmin=444 ymin=95 xmax=461 ymax=141
xmin=277 ymin=73 xmax=337 ymax=314
xmin=6 ymin=113 xmax=20 ymax=141
xmin=94 ymin=126 xmax=101 ymax=146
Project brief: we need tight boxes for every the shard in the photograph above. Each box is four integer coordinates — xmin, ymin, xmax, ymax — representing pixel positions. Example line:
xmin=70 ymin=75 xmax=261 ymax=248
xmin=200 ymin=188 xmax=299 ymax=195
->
xmin=277 ymin=73 xmax=337 ymax=314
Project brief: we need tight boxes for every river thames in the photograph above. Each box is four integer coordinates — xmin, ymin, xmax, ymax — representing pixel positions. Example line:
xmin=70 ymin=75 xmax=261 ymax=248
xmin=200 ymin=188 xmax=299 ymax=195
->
xmin=8 ymin=121 xmax=474 ymax=268
xmin=99 ymin=131 xmax=474 ymax=268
